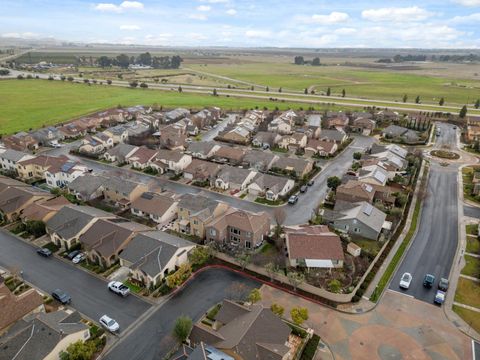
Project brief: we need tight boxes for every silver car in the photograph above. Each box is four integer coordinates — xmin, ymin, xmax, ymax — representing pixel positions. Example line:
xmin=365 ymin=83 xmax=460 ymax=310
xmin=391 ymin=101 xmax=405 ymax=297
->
xmin=100 ymin=315 xmax=119 ymax=332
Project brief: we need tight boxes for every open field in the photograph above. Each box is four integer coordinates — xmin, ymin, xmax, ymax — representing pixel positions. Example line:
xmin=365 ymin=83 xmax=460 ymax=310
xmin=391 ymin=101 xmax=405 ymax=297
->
xmin=187 ymin=62 xmax=480 ymax=105
xmin=0 ymin=79 xmax=342 ymax=135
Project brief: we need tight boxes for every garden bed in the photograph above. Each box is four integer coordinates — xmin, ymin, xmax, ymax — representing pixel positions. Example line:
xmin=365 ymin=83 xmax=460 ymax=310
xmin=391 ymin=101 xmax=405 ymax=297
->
xmin=430 ymin=150 xmax=460 ymax=160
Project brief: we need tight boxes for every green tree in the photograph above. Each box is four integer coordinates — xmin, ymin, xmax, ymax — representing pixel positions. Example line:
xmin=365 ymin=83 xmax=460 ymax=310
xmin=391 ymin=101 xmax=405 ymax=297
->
xmin=439 ymin=97 xmax=445 ymax=106
xmin=304 ymin=88 xmax=308 ymax=95
xmin=25 ymin=220 xmax=46 ymax=237
xmin=97 ymin=56 xmax=112 ymax=68
xmin=137 ymin=52 xmax=152 ymax=66
xmin=294 ymin=56 xmax=305 ymax=65
xmin=328 ymin=279 xmax=341 ymax=293
xmin=311 ymin=57 xmax=320 ymax=66
xmin=326 ymin=87 xmax=331 ymax=96
xmin=290 ymin=307 xmax=308 ymax=325
xmin=129 ymin=80 xmax=138 ymax=88
xmin=266 ymin=86 xmax=269 ymax=92
xmin=188 ymin=246 xmax=212 ymax=267
xmin=213 ymin=88 xmax=218 ymax=96
xmin=106 ymin=79 xmax=112 ymax=85
xmin=287 ymin=271 xmax=305 ymax=292
xmin=60 ymin=340 xmax=96 ymax=360
xmin=173 ymin=315 xmax=192 ymax=343
xmin=415 ymin=95 xmax=420 ymax=104
xmin=402 ymin=94 xmax=408 ymax=103
xmin=475 ymin=99 xmax=480 ymax=109
xmin=265 ymin=262 xmax=278 ymax=281
xmin=353 ymin=152 xmax=362 ymax=160
xmin=67 ymin=76 xmax=74 ymax=81
xmin=115 ymin=53 xmax=130 ymax=68
xmin=270 ymin=303 xmax=284 ymax=317
xmin=342 ymin=89 xmax=346 ymax=97
xmin=178 ymin=85 xmax=183 ymax=93
xmin=459 ymin=105 xmax=468 ymax=118
xmin=327 ymin=176 xmax=341 ymax=191
xmin=248 ymin=288 xmax=262 ymax=303
xmin=236 ymin=252 xmax=251 ymax=270
xmin=278 ymin=87 xmax=282 ymax=93
xmin=140 ymin=82 xmax=148 ymax=88
xmin=395 ymin=192 xmax=408 ymax=208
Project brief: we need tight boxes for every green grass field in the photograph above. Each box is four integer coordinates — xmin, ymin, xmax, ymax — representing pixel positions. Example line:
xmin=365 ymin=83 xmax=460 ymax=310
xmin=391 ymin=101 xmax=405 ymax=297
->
xmin=0 ymin=79 xmax=341 ymax=134
xmin=188 ymin=62 xmax=480 ymax=105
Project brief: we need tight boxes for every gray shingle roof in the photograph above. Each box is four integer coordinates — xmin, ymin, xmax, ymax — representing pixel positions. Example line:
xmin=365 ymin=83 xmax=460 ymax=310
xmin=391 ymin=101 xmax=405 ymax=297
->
xmin=0 ymin=149 xmax=30 ymax=162
xmin=67 ymin=174 xmax=107 ymax=198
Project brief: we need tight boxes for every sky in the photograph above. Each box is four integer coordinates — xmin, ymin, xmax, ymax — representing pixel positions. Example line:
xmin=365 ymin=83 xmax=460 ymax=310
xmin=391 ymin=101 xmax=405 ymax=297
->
xmin=1 ymin=0 xmax=480 ymax=48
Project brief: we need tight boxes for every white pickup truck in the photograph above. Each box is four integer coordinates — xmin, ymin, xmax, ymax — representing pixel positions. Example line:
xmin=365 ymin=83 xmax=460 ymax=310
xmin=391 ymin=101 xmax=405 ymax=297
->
xmin=108 ymin=281 xmax=130 ymax=297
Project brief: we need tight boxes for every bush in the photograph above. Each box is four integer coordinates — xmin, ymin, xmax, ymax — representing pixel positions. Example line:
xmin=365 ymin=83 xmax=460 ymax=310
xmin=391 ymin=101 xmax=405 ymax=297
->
xmin=287 ymin=322 xmax=308 ymax=338
xmin=206 ymin=303 xmax=221 ymax=321
xmin=166 ymin=264 xmax=192 ymax=288
xmin=173 ymin=315 xmax=192 ymax=343
xmin=300 ymin=334 xmax=320 ymax=360
xmin=290 ymin=307 xmax=309 ymax=325
xmin=25 ymin=220 xmax=46 ymax=237
xmin=270 ymin=303 xmax=284 ymax=317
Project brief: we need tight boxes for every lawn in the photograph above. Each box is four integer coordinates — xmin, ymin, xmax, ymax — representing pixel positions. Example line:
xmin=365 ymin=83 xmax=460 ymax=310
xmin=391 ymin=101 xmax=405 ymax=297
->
xmin=0 ymin=79 xmax=341 ymax=135
xmin=453 ymin=305 xmax=480 ymax=334
xmin=352 ymin=238 xmax=382 ymax=257
xmin=454 ymin=278 xmax=480 ymax=308
xmin=467 ymin=236 xmax=480 ymax=254
xmin=466 ymin=224 xmax=478 ymax=236
xmin=461 ymin=255 xmax=480 ymax=278
xmin=188 ymin=62 xmax=480 ymax=105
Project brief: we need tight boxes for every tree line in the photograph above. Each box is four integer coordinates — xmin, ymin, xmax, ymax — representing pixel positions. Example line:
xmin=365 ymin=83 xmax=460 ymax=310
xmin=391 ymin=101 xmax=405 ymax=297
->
xmin=377 ymin=53 xmax=480 ymax=63
xmin=96 ymin=52 xmax=183 ymax=69
xmin=294 ymin=56 xmax=321 ymax=66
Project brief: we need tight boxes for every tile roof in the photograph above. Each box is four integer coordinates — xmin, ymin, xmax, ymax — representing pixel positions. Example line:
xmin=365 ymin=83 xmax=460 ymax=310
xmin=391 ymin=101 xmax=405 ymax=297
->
xmin=131 ymin=192 xmax=177 ymax=217
xmin=286 ymin=226 xmax=344 ymax=261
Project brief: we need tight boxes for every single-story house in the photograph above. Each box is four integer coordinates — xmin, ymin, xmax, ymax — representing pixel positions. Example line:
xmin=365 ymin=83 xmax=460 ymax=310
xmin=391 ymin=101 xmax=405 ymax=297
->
xmin=131 ymin=192 xmax=178 ymax=225
xmin=186 ymin=141 xmax=220 ymax=160
xmin=214 ymin=166 xmax=257 ymax=191
xmin=183 ymin=159 xmax=222 ymax=184
xmin=272 ymin=156 xmax=313 ymax=178
xmin=320 ymin=129 xmax=348 ymax=144
xmin=150 ymin=150 xmax=192 ymax=174
xmin=103 ymin=143 xmax=139 ymax=163
xmin=305 ymin=139 xmax=338 ymax=157
xmin=0 ymin=187 xmax=53 ymax=222
xmin=243 ymin=150 xmax=279 ymax=172
xmin=126 ymin=146 xmax=159 ymax=170
xmin=20 ymin=196 xmax=70 ymax=223
xmin=251 ymin=132 xmax=281 ymax=148
xmin=247 ymin=173 xmax=295 ymax=201
xmin=212 ymin=146 xmax=247 ymax=165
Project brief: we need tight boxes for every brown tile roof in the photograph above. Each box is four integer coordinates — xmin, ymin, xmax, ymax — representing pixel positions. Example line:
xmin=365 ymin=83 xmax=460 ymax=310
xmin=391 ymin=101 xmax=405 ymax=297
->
xmin=336 ymin=180 xmax=376 ymax=203
xmin=306 ymin=139 xmax=337 ymax=153
xmin=131 ymin=192 xmax=177 ymax=217
xmin=286 ymin=226 xmax=344 ymax=261
xmin=17 ymin=155 xmax=69 ymax=169
xmin=0 ymin=187 xmax=50 ymax=215
xmin=207 ymin=207 xmax=270 ymax=234
xmin=184 ymin=159 xmax=222 ymax=179
xmin=215 ymin=146 xmax=246 ymax=162
xmin=20 ymin=196 xmax=70 ymax=222
xmin=128 ymin=146 xmax=158 ymax=164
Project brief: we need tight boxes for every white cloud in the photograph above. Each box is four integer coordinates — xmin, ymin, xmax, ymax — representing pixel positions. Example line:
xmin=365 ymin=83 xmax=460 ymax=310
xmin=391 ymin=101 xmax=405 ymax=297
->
xmin=245 ymin=30 xmax=272 ymax=39
xmin=188 ymin=33 xmax=208 ymax=40
xmin=94 ymin=1 xmax=143 ymax=13
xmin=120 ymin=25 xmax=141 ymax=30
xmin=296 ymin=12 xmax=349 ymax=24
xmin=189 ymin=13 xmax=208 ymax=20
xmin=334 ymin=27 xmax=357 ymax=35
xmin=362 ymin=6 xmax=433 ymax=22
xmin=450 ymin=12 xmax=480 ymax=22
xmin=453 ymin=0 xmax=480 ymax=6
xmin=226 ymin=9 xmax=237 ymax=15
xmin=199 ymin=0 xmax=228 ymax=3
xmin=1 ymin=32 xmax=39 ymax=39
xmin=197 ymin=5 xmax=211 ymax=11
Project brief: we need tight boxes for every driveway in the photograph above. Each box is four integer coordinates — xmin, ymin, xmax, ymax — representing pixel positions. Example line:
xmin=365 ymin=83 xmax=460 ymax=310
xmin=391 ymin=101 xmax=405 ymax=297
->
xmin=0 ymin=229 xmax=151 ymax=330
xmin=201 ymin=114 xmax=235 ymax=141
xmin=103 ymin=268 xmax=259 ymax=360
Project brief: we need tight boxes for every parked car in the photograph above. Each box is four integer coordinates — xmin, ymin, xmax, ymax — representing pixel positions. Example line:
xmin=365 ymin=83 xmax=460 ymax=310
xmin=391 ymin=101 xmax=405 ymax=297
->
xmin=307 ymin=180 xmax=314 ymax=186
xmin=72 ymin=253 xmax=86 ymax=264
xmin=108 ymin=281 xmax=130 ymax=297
xmin=434 ymin=290 xmax=446 ymax=304
xmin=300 ymin=185 xmax=308 ymax=193
xmin=100 ymin=315 xmax=120 ymax=333
xmin=288 ymin=195 xmax=298 ymax=204
xmin=438 ymin=278 xmax=449 ymax=291
xmin=67 ymin=250 xmax=81 ymax=260
xmin=423 ymin=274 xmax=435 ymax=288
xmin=51 ymin=289 xmax=71 ymax=305
xmin=37 ymin=248 xmax=52 ymax=257
xmin=399 ymin=272 xmax=412 ymax=289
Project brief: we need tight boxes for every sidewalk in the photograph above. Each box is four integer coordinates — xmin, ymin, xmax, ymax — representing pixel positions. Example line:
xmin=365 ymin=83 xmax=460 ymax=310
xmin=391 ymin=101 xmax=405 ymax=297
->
xmin=363 ymin=160 xmax=427 ymax=300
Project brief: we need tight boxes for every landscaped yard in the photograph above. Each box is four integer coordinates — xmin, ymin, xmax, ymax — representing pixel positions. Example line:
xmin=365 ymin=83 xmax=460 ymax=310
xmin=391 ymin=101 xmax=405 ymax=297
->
xmin=454 ymin=278 xmax=480 ymax=308
xmin=461 ymin=255 xmax=480 ymax=278
xmin=453 ymin=305 xmax=480 ymax=334
xmin=466 ymin=236 xmax=480 ymax=254
xmin=462 ymin=167 xmax=480 ymax=204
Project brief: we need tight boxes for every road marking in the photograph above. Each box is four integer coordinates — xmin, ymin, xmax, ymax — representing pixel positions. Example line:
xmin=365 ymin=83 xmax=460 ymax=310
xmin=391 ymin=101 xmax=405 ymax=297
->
xmin=387 ymin=289 xmax=415 ymax=299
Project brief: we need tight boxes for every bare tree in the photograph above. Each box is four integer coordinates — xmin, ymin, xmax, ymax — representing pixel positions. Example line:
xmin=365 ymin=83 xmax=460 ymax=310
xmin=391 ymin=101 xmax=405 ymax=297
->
xmin=265 ymin=262 xmax=278 ymax=282
xmin=236 ymin=252 xmax=251 ymax=271
xmin=9 ymin=265 xmax=22 ymax=288
xmin=273 ymin=208 xmax=286 ymax=227
xmin=287 ymin=271 xmax=305 ymax=292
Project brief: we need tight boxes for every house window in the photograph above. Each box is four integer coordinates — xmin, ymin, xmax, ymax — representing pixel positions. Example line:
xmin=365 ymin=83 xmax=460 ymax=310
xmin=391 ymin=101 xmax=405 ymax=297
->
xmin=210 ymin=229 xmax=216 ymax=236
xmin=193 ymin=220 xmax=198 ymax=225
xmin=230 ymin=228 xmax=240 ymax=235
xmin=246 ymin=232 xmax=252 ymax=238
xmin=245 ymin=241 xmax=251 ymax=249
xmin=354 ymin=228 xmax=361 ymax=233
xmin=230 ymin=235 xmax=240 ymax=243
xmin=28 ymin=172 xmax=33 ymax=177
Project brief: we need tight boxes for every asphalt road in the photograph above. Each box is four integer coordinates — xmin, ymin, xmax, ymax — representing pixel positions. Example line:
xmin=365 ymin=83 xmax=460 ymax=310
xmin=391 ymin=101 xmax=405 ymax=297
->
xmin=104 ymin=268 xmax=259 ymax=360
xmin=45 ymin=134 xmax=373 ymax=225
xmin=389 ymin=122 xmax=460 ymax=302
xmin=0 ymin=229 xmax=151 ymax=329
xmin=464 ymin=205 xmax=480 ymax=219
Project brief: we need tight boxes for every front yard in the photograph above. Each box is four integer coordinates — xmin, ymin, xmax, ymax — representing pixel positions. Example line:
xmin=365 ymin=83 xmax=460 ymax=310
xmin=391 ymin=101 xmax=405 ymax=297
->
xmin=462 ymin=166 xmax=480 ymax=204
xmin=454 ymin=278 xmax=480 ymax=309
xmin=461 ymin=255 xmax=480 ymax=278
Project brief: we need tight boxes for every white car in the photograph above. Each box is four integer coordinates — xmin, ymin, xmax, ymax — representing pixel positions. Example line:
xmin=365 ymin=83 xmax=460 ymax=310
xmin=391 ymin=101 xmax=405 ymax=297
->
xmin=399 ymin=272 xmax=412 ymax=289
xmin=72 ymin=253 xmax=86 ymax=264
xmin=100 ymin=315 xmax=119 ymax=332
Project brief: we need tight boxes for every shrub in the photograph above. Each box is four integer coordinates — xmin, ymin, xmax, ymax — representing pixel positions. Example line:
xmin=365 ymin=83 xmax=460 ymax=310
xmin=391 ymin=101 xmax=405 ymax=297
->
xmin=290 ymin=307 xmax=309 ymax=325
xmin=206 ymin=303 xmax=221 ymax=321
xmin=173 ymin=315 xmax=192 ymax=343
xmin=300 ymin=334 xmax=320 ymax=360
xmin=166 ymin=264 xmax=192 ymax=288
xmin=270 ymin=303 xmax=284 ymax=317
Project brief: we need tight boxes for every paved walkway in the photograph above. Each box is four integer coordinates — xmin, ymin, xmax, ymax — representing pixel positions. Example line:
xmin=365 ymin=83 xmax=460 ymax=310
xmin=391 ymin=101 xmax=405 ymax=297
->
xmin=260 ymin=285 xmax=472 ymax=360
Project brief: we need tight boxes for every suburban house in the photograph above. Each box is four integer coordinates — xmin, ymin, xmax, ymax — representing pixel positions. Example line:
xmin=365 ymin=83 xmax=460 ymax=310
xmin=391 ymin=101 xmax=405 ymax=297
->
xmin=164 ymin=108 xmax=190 ymax=123
xmin=217 ymin=125 xmax=252 ymax=145
xmin=268 ymin=112 xmax=296 ymax=134
xmin=126 ymin=146 xmax=159 ymax=170
xmin=2 ymin=132 xmax=39 ymax=151
xmin=370 ymin=143 xmax=408 ymax=162
xmin=212 ymin=146 xmax=246 ymax=165
xmin=46 ymin=205 xmax=114 ymax=250
xmin=67 ymin=173 xmax=107 ymax=201
xmin=131 ymin=191 xmax=178 ymax=225
xmin=382 ymin=125 xmax=420 ymax=143
xmin=78 ymin=135 xmax=107 ymax=155
xmin=205 ymin=208 xmax=271 ymax=249
xmin=325 ymin=112 xmax=349 ymax=129
xmin=29 ymin=127 xmax=64 ymax=146
xmin=243 ymin=150 xmax=279 ymax=172
xmin=0 ymin=175 xmax=30 ymax=192
xmin=247 ymin=173 xmax=295 ymax=201
xmin=0 ymin=149 xmax=34 ymax=173
xmin=102 ymin=176 xmax=149 ymax=209
xmin=44 ymin=160 xmax=89 ymax=189
xmin=20 ymin=196 xmax=70 ymax=223
xmin=160 ymin=124 xmax=187 ymax=151
xmin=322 ymin=201 xmax=390 ymax=240
xmin=103 ymin=125 xmax=129 ymax=144
xmin=173 ymin=343 xmax=233 ymax=360
xmin=0 ymin=310 xmax=90 ymax=360
xmin=272 ymin=156 xmax=313 ymax=178
xmin=16 ymin=155 xmax=71 ymax=182
xmin=304 ymin=139 xmax=338 ymax=157
xmin=214 ymin=166 xmax=257 ymax=191
xmin=278 ymin=132 xmax=308 ymax=151
xmin=58 ymin=123 xmax=87 ymax=139
xmin=174 ymin=193 xmax=229 ymax=238
xmin=0 ymin=276 xmax=44 ymax=332
xmin=239 ymin=110 xmax=265 ymax=128
xmin=0 ymin=187 xmax=53 ymax=222
xmin=186 ymin=141 xmax=220 ymax=160
xmin=119 ymin=230 xmax=195 ymax=287
xmin=320 ymin=129 xmax=348 ymax=144
xmin=103 ymin=143 xmax=139 ymax=163
xmin=357 ymin=164 xmax=389 ymax=186
xmin=351 ymin=117 xmax=376 ymax=135
xmin=336 ymin=180 xmax=376 ymax=204
xmin=285 ymin=225 xmax=344 ymax=269
xmin=376 ymin=109 xmax=400 ymax=122
xmin=150 ymin=150 xmax=192 ymax=174
xmin=467 ymin=125 xmax=480 ymax=142
xmin=183 ymin=159 xmax=222 ymax=184
xmin=79 ymin=219 xmax=149 ymax=268
xmin=252 ymin=131 xmax=281 ymax=148
xmin=189 ymin=299 xmax=292 ymax=360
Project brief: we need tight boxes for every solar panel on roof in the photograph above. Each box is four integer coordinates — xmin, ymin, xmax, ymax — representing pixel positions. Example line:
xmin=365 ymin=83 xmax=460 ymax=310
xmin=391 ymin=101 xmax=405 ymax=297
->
xmin=363 ymin=204 xmax=373 ymax=216
xmin=61 ymin=162 xmax=76 ymax=172
xmin=364 ymin=184 xmax=373 ymax=193
xmin=141 ymin=192 xmax=154 ymax=200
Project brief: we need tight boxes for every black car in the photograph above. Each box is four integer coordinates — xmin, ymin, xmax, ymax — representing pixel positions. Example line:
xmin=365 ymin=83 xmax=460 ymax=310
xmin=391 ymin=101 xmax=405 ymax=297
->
xmin=438 ymin=278 xmax=449 ymax=291
xmin=67 ymin=250 xmax=81 ymax=260
xmin=300 ymin=185 xmax=308 ymax=193
xmin=423 ymin=274 xmax=435 ymax=288
xmin=51 ymin=289 xmax=71 ymax=304
xmin=37 ymin=248 xmax=52 ymax=257
xmin=307 ymin=180 xmax=315 ymax=186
